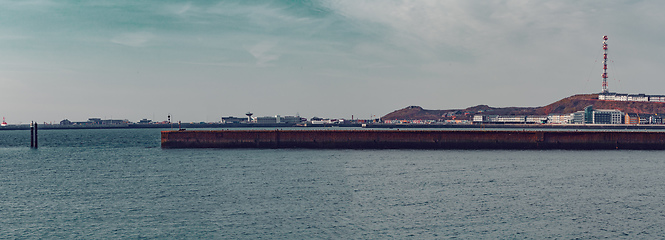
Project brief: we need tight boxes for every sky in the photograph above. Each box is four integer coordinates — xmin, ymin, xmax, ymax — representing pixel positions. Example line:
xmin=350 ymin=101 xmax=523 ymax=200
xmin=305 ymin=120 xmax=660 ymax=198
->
xmin=2 ymin=0 xmax=665 ymax=123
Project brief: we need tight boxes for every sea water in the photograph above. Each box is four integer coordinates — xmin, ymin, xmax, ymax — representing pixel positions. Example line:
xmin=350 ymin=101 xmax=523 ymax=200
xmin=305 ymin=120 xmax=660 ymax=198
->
xmin=1 ymin=128 xmax=665 ymax=238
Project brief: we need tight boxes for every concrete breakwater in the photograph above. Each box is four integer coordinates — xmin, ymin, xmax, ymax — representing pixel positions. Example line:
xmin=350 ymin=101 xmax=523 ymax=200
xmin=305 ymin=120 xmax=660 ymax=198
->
xmin=161 ymin=130 xmax=665 ymax=150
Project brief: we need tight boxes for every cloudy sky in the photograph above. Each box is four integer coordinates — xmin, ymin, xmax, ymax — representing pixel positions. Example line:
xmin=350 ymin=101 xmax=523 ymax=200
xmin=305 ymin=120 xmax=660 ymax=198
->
xmin=1 ymin=0 xmax=664 ymax=123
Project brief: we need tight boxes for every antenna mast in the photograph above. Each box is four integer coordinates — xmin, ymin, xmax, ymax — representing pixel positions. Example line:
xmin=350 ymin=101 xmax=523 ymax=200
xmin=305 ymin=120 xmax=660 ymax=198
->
xmin=602 ymin=35 xmax=609 ymax=93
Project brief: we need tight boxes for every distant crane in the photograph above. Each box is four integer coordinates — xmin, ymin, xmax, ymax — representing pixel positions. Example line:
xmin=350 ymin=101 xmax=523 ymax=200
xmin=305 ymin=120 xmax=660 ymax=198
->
xmin=602 ymin=35 xmax=609 ymax=93
xmin=245 ymin=112 xmax=253 ymax=122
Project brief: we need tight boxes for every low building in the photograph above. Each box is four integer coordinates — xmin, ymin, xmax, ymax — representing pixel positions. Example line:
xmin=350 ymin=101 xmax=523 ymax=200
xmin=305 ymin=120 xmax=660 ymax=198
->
xmin=568 ymin=106 xmax=622 ymax=124
xmin=592 ymin=109 xmax=623 ymax=124
xmin=598 ymin=92 xmax=615 ymax=100
xmin=88 ymin=118 xmax=129 ymax=125
xmin=570 ymin=111 xmax=584 ymax=124
xmin=472 ymin=115 xmax=486 ymax=123
xmin=281 ymin=116 xmax=305 ymax=124
xmin=547 ymin=114 xmax=570 ymax=124
xmin=222 ymin=116 xmax=247 ymax=124
xmin=526 ymin=116 xmax=548 ymax=124
xmin=311 ymin=118 xmax=342 ymax=124
xmin=599 ymin=92 xmax=665 ymax=102
xmin=623 ymin=113 xmax=663 ymax=124
xmin=254 ymin=116 xmax=278 ymax=124
xmin=71 ymin=118 xmax=130 ymax=125
xmin=250 ymin=115 xmax=304 ymax=124
xmin=496 ymin=116 xmax=527 ymax=123
xmin=627 ymin=94 xmax=649 ymax=102
xmin=384 ymin=119 xmax=436 ymax=124
xmin=473 ymin=115 xmax=526 ymax=124
xmin=650 ymin=95 xmax=665 ymax=102
xmin=138 ymin=119 xmax=152 ymax=124
xmin=444 ymin=120 xmax=471 ymax=124
xmin=473 ymin=115 xmax=546 ymax=124
xmin=639 ymin=114 xmax=652 ymax=124
xmin=625 ymin=113 xmax=639 ymax=124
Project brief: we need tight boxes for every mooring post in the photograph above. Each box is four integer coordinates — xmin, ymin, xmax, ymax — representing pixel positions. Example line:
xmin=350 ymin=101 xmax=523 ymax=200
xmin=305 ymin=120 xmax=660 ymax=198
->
xmin=30 ymin=121 xmax=34 ymax=148
xmin=34 ymin=122 xmax=38 ymax=149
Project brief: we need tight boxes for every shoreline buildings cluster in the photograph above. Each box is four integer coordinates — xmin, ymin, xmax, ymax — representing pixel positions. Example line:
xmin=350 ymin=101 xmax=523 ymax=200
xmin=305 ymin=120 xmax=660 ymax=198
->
xmin=598 ymin=93 xmax=665 ymax=102
xmin=473 ymin=106 xmax=662 ymax=125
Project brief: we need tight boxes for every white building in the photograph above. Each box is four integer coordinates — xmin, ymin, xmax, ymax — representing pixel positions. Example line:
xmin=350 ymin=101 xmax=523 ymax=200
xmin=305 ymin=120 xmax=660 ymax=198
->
xmin=598 ymin=92 xmax=614 ymax=100
xmin=221 ymin=116 xmax=247 ymax=123
xmin=281 ymin=116 xmax=304 ymax=124
xmin=650 ymin=95 xmax=665 ymax=102
xmin=473 ymin=115 xmax=485 ymax=123
xmin=547 ymin=114 xmax=571 ymax=124
xmin=627 ymin=94 xmax=649 ymax=102
xmin=494 ymin=116 xmax=527 ymax=123
xmin=254 ymin=116 xmax=278 ymax=124
xmin=615 ymin=94 xmax=628 ymax=101
xmin=526 ymin=116 xmax=548 ymax=124
xmin=592 ymin=109 xmax=624 ymax=124
xmin=599 ymin=92 xmax=662 ymax=102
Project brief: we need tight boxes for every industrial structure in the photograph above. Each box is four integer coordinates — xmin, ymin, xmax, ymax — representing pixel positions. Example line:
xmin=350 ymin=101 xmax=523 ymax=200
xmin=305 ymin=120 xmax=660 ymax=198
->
xmin=597 ymin=35 xmax=665 ymax=102
xmin=602 ymin=35 xmax=609 ymax=93
xmin=473 ymin=35 xmax=665 ymax=125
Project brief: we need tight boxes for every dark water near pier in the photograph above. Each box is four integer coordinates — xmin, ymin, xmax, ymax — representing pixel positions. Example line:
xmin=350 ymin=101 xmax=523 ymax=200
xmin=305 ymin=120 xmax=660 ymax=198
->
xmin=1 ymin=129 xmax=665 ymax=238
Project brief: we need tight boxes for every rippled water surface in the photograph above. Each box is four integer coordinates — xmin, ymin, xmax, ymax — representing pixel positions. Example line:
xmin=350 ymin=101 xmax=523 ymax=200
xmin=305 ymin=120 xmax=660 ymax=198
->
xmin=1 ymin=129 xmax=665 ymax=238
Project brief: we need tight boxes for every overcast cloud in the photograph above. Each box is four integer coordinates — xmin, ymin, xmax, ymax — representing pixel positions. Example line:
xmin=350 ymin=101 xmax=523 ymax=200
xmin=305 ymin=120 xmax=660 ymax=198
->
xmin=1 ymin=0 xmax=664 ymax=123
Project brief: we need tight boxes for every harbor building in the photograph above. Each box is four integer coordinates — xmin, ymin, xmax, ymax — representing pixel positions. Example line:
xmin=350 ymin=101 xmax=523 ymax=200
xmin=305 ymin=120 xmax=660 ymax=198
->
xmin=252 ymin=115 xmax=305 ymax=124
xmin=570 ymin=106 xmax=623 ymax=124
xmin=222 ymin=116 xmax=248 ymax=123
xmin=625 ymin=113 xmax=639 ymax=124
xmin=625 ymin=113 xmax=663 ymax=125
xmin=547 ymin=114 xmax=571 ymax=124
xmin=222 ymin=115 xmax=305 ymax=124
xmin=60 ymin=118 xmax=131 ymax=126
xmin=592 ymin=109 xmax=624 ymax=124
xmin=138 ymin=119 xmax=152 ymax=124
xmin=80 ymin=118 xmax=129 ymax=125
xmin=570 ymin=111 xmax=585 ymax=124
xmin=254 ymin=116 xmax=279 ymax=124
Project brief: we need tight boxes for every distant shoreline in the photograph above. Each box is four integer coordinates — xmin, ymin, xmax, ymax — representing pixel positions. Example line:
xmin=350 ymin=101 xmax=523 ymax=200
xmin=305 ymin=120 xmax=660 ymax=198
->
xmin=362 ymin=123 xmax=665 ymax=130
xmin=0 ymin=123 xmax=363 ymax=131
xmin=3 ymin=123 xmax=665 ymax=131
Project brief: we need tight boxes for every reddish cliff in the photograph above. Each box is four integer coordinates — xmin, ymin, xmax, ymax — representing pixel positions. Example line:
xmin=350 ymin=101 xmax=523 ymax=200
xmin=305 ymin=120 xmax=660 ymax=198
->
xmin=382 ymin=94 xmax=665 ymax=120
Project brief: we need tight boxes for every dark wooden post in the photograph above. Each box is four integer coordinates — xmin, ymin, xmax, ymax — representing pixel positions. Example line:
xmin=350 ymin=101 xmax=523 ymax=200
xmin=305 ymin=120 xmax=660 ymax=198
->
xmin=34 ymin=122 xmax=38 ymax=149
xmin=30 ymin=121 xmax=34 ymax=148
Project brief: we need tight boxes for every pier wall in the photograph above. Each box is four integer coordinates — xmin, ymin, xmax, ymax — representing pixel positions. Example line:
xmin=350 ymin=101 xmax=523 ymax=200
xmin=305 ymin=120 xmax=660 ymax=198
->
xmin=161 ymin=130 xmax=665 ymax=150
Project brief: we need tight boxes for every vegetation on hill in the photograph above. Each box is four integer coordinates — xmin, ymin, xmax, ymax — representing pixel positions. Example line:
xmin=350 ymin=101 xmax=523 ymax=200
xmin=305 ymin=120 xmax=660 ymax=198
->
xmin=382 ymin=94 xmax=665 ymax=120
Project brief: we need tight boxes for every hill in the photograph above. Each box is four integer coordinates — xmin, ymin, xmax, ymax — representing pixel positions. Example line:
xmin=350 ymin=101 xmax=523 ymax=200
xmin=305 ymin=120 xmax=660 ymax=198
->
xmin=382 ymin=94 xmax=665 ymax=120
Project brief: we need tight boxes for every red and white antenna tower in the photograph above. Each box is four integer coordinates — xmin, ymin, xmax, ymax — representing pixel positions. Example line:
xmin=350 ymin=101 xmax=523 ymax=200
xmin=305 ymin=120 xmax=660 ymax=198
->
xmin=601 ymin=35 xmax=609 ymax=93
